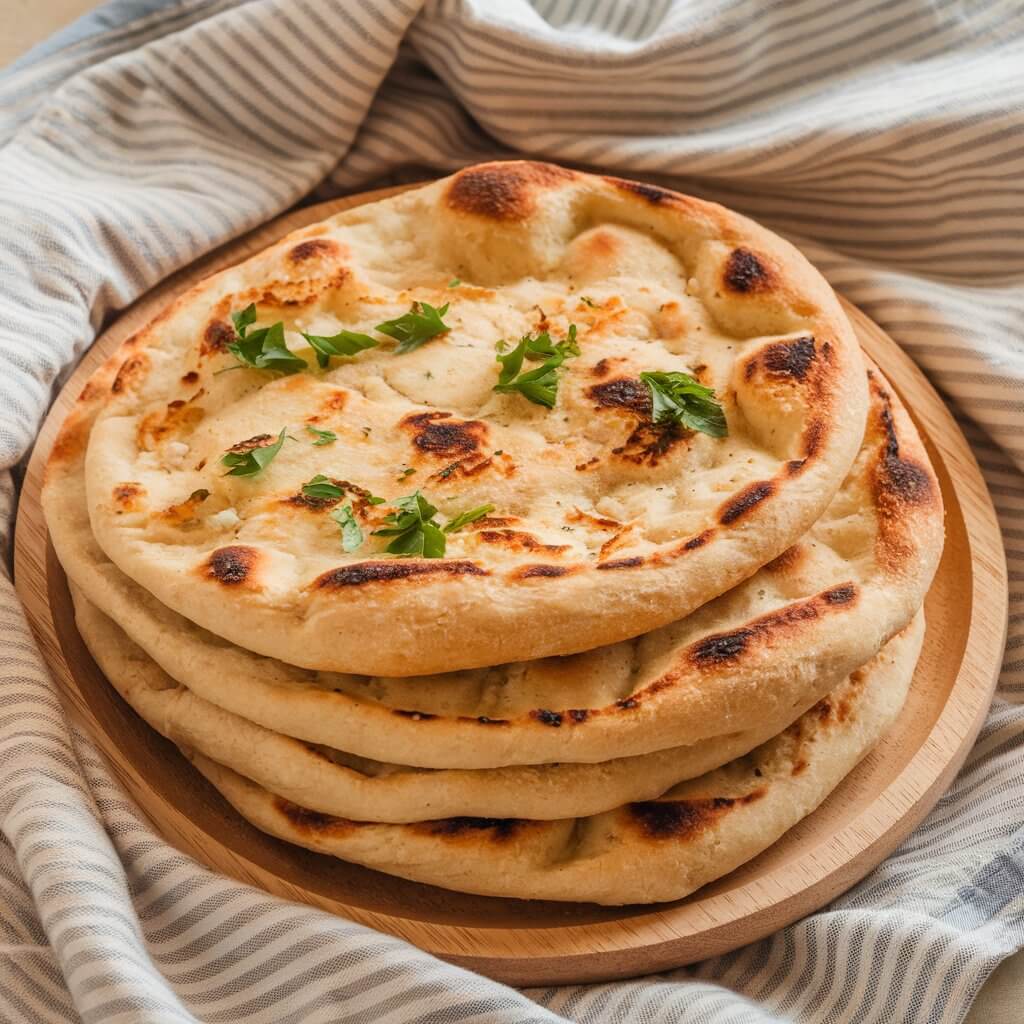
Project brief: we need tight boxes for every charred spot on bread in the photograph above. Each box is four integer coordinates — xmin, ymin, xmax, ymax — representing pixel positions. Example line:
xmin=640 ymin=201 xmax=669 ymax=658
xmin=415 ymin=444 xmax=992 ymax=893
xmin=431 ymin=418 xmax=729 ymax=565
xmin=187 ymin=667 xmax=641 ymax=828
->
xmin=823 ymin=583 xmax=856 ymax=604
xmin=288 ymin=238 xmax=340 ymax=263
xmin=692 ymin=630 xmax=751 ymax=663
xmin=718 ymin=481 xmax=775 ymax=525
xmin=724 ymin=248 xmax=772 ymax=293
xmin=596 ymin=556 xmax=643 ymax=570
xmin=111 ymin=482 xmax=145 ymax=512
xmin=445 ymin=161 xmax=576 ymax=221
xmin=874 ymin=402 xmax=935 ymax=507
xmin=315 ymin=560 xmax=487 ymax=588
xmin=689 ymin=584 xmax=860 ymax=667
xmin=201 ymin=319 xmax=234 ymax=356
xmin=420 ymin=817 xmax=523 ymax=840
xmin=628 ymin=790 xmax=765 ymax=839
xmin=609 ymin=178 xmax=679 ymax=206
xmin=401 ymin=411 xmax=487 ymax=460
xmin=513 ymin=564 xmax=573 ymax=580
xmin=275 ymin=798 xmax=348 ymax=834
xmin=532 ymin=708 xmax=563 ymax=727
xmin=682 ymin=529 xmax=714 ymax=551
xmin=762 ymin=335 xmax=816 ymax=380
xmin=203 ymin=545 xmax=259 ymax=586
xmin=225 ymin=433 xmax=275 ymax=455
xmin=587 ymin=377 xmax=651 ymax=416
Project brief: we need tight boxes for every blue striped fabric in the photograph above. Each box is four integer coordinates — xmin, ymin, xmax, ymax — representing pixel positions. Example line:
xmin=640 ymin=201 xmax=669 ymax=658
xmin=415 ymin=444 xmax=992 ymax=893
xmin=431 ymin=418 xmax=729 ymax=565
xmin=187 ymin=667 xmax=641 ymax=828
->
xmin=1 ymin=1 xmax=1022 ymax=1020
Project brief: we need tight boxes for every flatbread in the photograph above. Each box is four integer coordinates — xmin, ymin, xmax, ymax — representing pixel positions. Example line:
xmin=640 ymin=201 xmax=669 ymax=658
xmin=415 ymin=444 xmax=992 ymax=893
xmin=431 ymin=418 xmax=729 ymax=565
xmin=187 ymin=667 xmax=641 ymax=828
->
xmin=190 ymin=616 xmax=924 ymax=905
xmin=50 ymin=364 xmax=942 ymax=768
xmin=65 ymin=162 xmax=868 ymax=675
xmin=72 ymin=589 xmax=845 ymax=822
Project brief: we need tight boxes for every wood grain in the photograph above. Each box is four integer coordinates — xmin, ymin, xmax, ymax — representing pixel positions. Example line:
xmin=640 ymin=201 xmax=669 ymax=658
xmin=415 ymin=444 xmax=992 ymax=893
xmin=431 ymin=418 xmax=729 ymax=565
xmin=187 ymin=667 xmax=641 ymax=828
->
xmin=13 ymin=190 xmax=1008 ymax=986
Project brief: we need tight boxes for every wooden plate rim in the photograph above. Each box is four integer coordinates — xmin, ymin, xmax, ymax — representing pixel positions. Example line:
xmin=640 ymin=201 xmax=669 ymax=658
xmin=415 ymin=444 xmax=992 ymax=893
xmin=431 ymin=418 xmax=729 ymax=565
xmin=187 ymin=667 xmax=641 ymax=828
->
xmin=13 ymin=191 xmax=1008 ymax=986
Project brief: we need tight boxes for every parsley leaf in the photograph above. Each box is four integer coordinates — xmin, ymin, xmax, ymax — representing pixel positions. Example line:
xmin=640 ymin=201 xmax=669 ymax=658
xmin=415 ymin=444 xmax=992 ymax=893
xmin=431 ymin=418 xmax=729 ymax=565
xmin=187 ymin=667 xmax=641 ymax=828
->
xmin=301 ymin=475 xmax=344 ymax=501
xmin=640 ymin=371 xmax=728 ymax=438
xmin=377 ymin=302 xmax=450 ymax=355
xmin=443 ymin=503 xmax=494 ymax=533
xmin=448 ymin=278 xmax=461 ymax=288
xmin=225 ymin=306 xmax=307 ymax=375
xmin=331 ymin=505 xmax=363 ymax=552
xmin=221 ymin=428 xmax=288 ymax=477
xmin=305 ymin=425 xmax=337 ymax=446
xmin=371 ymin=492 xmax=496 ymax=556
xmin=492 ymin=325 xmax=579 ymax=408
xmin=232 ymin=304 xmax=258 ymax=336
xmin=301 ymin=329 xmax=378 ymax=369
xmin=372 ymin=491 xmax=446 ymax=558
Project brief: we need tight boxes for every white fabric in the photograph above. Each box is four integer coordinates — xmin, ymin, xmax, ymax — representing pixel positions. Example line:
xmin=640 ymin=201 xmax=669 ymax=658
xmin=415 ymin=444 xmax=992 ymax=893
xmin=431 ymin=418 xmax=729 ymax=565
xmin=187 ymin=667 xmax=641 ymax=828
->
xmin=1 ymin=1 xmax=1023 ymax=1020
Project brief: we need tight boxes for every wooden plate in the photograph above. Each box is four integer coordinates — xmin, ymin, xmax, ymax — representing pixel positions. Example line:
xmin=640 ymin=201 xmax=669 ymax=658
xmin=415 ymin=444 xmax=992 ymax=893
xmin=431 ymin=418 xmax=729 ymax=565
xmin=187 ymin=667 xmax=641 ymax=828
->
xmin=14 ymin=191 xmax=1008 ymax=987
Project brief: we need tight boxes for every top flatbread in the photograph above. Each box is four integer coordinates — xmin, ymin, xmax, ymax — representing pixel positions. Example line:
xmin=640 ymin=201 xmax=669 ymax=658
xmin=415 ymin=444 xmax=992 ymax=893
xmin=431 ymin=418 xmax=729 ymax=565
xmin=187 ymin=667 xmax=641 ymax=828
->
xmin=67 ymin=163 xmax=866 ymax=675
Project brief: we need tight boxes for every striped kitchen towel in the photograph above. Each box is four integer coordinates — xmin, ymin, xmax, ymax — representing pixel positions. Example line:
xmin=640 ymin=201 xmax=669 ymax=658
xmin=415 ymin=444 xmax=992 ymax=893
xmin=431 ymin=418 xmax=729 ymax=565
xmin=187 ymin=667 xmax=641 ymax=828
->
xmin=2 ymin=1 xmax=1023 ymax=1021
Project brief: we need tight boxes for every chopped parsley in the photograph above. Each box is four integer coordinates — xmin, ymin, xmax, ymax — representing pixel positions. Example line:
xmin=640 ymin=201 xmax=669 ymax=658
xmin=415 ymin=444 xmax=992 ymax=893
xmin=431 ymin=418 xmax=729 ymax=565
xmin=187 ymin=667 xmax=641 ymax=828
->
xmin=305 ymin=425 xmax=337 ymax=446
xmin=301 ymin=328 xmax=377 ymax=369
xmin=224 ymin=305 xmax=307 ymax=375
xmin=640 ymin=371 xmax=728 ymax=438
xmin=443 ymin=503 xmax=494 ymax=533
xmin=377 ymin=302 xmax=450 ymax=354
xmin=372 ymin=492 xmax=447 ymax=558
xmin=372 ymin=493 xmax=495 ymax=558
xmin=492 ymin=325 xmax=579 ymax=409
xmin=331 ymin=505 xmax=363 ymax=552
xmin=221 ymin=428 xmax=288 ymax=477
xmin=448 ymin=278 xmax=461 ymax=288
xmin=580 ymin=296 xmax=598 ymax=308
xmin=301 ymin=474 xmax=344 ymax=501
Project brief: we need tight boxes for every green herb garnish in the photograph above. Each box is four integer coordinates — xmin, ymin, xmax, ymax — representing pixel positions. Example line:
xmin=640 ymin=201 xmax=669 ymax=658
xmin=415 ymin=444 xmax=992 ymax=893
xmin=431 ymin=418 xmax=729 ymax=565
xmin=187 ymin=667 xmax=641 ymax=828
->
xmin=448 ymin=278 xmax=461 ymax=288
xmin=331 ymin=505 xmax=363 ymax=552
xmin=301 ymin=474 xmax=344 ymax=501
xmin=371 ymin=493 xmax=494 ymax=558
xmin=492 ymin=325 xmax=579 ymax=408
xmin=372 ymin=492 xmax=447 ymax=558
xmin=640 ymin=371 xmax=728 ymax=438
xmin=305 ymin=425 xmax=337 ymax=446
xmin=301 ymin=329 xmax=378 ymax=369
xmin=443 ymin=504 xmax=494 ymax=533
xmin=221 ymin=428 xmax=288 ymax=477
xmin=224 ymin=305 xmax=307 ymax=375
xmin=377 ymin=302 xmax=450 ymax=355
xmin=580 ymin=296 xmax=598 ymax=308
xmin=232 ymin=304 xmax=257 ymax=336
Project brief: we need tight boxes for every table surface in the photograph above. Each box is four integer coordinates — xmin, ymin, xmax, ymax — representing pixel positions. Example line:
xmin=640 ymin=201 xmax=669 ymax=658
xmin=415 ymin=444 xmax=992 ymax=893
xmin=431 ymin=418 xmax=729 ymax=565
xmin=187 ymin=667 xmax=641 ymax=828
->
xmin=2 ymin=5 xmax=1018 ymax=1019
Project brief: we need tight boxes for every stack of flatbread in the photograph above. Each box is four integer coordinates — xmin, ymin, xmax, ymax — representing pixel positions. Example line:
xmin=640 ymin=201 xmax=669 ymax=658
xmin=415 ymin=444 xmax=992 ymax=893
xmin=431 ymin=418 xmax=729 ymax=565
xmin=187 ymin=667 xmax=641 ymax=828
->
xmin=43 ymin=163 xmax=943 ymax=905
